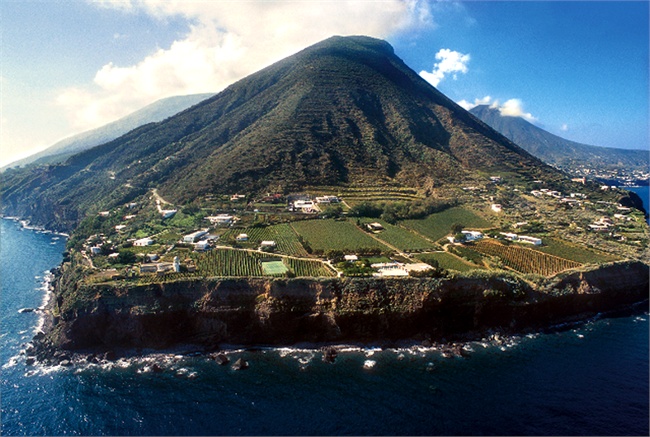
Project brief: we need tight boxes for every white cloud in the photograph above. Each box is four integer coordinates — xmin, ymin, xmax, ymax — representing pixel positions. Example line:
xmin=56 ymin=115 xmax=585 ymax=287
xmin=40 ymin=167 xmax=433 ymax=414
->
xmin=560 ymin=123 xmax=569 ymax=131
xmin=57 ymin=0 xmax=434 ymax=132
xmin=498 ymin=98 xmax=537 ymax=122
xmin=456 ymin=95 xmax=538 ymax=122
xmin=457 ymin=95 xmax=492 ymax=111
xmin=419 ymin=48 xmax=470 ymax=87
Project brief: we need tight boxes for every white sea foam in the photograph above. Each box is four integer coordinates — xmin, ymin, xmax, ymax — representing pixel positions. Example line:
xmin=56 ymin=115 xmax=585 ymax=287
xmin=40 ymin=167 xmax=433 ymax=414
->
xmin=363 ymin=360 xmax=376 ymax=369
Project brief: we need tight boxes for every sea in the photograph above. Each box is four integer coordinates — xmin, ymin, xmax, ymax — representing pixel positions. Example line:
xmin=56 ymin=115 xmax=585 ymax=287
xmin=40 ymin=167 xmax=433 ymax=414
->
xmin=1 ymin=189 xmax=648 ymax=436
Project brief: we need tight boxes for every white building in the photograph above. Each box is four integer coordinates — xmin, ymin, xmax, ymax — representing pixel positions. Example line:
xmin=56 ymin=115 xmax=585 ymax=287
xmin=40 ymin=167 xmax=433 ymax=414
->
xmin=206 ymin=214 xmax=234 ymax=226
xmin=195 ymin=240 xmax=210 ymax=251
xmin=517 ymin=235 xmax=542 ymax=245
xmin=315 ymin=196 xmax=340 ymax=204
xmin=260 ymin=241 xmax=276 ymax=251
xmin=183 ymin=229 xmax=208 ymax=243
xmin=294 ymin=200 xmax=315 ymax=211
xmin=461 ymin=230 xmax=483 ymax=241
xmin=236 ymin=233 xmax=249 ymax=242
xmin=134 ymin=237 xmax=154 ymax=247
xmin=491 ymin=204 xmax=502 ymax=213
xmin=173 ymin=256 xmax=180 ymax=272
xmin=160 ymin=209 xmax=177 ymax=219
xmin=344 ymin=255 xmax=358 ymax=262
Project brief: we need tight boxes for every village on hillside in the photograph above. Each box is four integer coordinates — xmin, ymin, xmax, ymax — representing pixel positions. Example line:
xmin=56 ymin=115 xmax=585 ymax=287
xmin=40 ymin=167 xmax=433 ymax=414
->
xmin=70 ymin=173 xmax=648 ymax=285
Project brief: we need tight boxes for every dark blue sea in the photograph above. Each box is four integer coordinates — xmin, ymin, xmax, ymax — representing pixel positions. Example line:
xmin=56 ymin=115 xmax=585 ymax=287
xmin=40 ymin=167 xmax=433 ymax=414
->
xmin=1 ymin=217 xmax=648 ymax=436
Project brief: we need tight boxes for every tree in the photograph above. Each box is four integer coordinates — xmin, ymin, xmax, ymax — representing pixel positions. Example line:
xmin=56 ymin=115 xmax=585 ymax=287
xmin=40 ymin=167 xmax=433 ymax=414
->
xmin=117 ymin=250 xmax=137 ymax=264
xmin=451 ymin=223 xmax=464 ymax=234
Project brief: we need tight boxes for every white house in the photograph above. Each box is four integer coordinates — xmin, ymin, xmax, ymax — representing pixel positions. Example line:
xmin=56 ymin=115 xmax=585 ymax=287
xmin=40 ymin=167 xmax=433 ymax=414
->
xmin=115 ymin=225 xmax=127 ymax=231
xmin=294 ymin=200 xmax=315 ymax=211
xmin=315 ymin=196 xmax=340 ymax=204
xmin=173 ymin=256 xmax=180 ymax=273
xmin=367 ymin=222 xmax=384 ymax=232
xmin=90 ymin=246 xmax=102 ymax=255
xmin=160 ymin=209 xmax=177 ymax=219
xmin=517 ymin=235 xmax=542 ymax=245
xmin=195 ymin=240 xmax=210 ymax=251
xmin=206 ymin=214 xmax=234 ymax=226
xmin=461 ymin=230 xmax=483 ymax=241
xmin=260 ymin=241 xmax=276 ymax=251
xmin=183 ymin=229 xmax=208 ymax=243
xmin=236 ymin=233 xmax=249 ymax=242
xmin=491 ymin=204 xmax=502 ymax=213
xmin=500 ymin=232 xmax=519 ymax=241
xmin=134 ymin=237 xmax=154 ymax=247
xmin=344 ymin=255 xmax=358 ymax=262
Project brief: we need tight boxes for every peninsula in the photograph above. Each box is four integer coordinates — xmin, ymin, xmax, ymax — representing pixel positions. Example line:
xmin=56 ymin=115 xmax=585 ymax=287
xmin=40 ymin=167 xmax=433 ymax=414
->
xmin=2 ymin=36 xmax=648 ymax=360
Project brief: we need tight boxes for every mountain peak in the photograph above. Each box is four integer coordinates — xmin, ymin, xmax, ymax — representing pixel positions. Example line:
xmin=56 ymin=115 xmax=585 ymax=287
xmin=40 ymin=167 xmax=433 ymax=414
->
xmin=2 ymin=35 xmax=560 ymax=231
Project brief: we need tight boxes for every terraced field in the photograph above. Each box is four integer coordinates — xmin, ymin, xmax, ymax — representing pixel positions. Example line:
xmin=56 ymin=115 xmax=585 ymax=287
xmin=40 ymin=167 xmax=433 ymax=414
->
xmin=308 ymin=184 xmax=424 ymax=205
xmin=222 ymin=223 xmax=308 ymax=257
xmin=359 ymin=219 xmax=434 ymax=251
xmin=401 ymin=207 xmax=494 ymax=242
xmin=536 ymin=237 xmax=619 ymax=264
xmin=189 ymin=249 xmax=335 ymax=277
xmin=415 ymin=252 xmax=480 ymax=272
xmin=472 ymin=239 xmax=582 ymax=276
xmin=291 ymin=219 xmax=391 ymax=253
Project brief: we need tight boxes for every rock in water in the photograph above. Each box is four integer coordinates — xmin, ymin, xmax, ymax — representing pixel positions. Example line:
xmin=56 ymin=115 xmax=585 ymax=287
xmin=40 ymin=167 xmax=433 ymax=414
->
xmin=322 ymin=346 xmax=338 ymax=363
xmin=232 ymin=358 xmax=249 ymax=370
xmin=212 ymin=353 xmax=230 ymax=366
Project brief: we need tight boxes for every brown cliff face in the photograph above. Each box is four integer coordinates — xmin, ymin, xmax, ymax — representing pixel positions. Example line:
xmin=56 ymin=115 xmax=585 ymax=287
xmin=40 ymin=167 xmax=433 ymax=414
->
xmin=47 ymin=262 xmax=649 ymax=351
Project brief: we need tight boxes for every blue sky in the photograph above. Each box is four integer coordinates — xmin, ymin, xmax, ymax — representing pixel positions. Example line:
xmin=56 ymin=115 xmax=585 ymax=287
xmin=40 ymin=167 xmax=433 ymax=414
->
xmin=1 ymin=1 xmax=648 ymax=166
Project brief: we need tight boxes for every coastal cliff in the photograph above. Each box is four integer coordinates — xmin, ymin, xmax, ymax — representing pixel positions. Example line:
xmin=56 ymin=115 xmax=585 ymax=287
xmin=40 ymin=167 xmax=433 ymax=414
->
xmin=42 ymin=261 xmax=649 ymax=352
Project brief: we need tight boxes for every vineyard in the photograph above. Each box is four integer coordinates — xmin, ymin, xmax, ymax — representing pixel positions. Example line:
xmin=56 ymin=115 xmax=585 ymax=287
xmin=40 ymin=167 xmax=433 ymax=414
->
xmin=401 ymin=207 xmax=493 ymax=242
xmin=472 ymin=240 xmax=582 ymax=276
xmin=360 ymin=219 xmax=435 ymax=251
xmin=535 ymin=237 xmax=619 ymax=264
xmin=194 ymin=249 xmax=264 ymax=276
xmin=222 ymin=223 xmax=309 ymax=257
xmin=291 ymin=219 xmax=391 ymax=253
xmin=415 ymin=252 xmax=479 ymax=272
xmin=284 ymin=257 xmax=337 ymax=277
xmin=184 ymin=249 xmax=336 ymax=278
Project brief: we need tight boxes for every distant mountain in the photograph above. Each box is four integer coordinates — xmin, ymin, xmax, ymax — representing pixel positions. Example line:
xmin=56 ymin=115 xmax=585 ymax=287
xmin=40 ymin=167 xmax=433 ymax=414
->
xmin=469 ymin=105 xmax=649 ymax=173
xmin=1 ymin=93 xmax=215 ymax=171
xmin=2 ymin=36 xmax=568 ymax=232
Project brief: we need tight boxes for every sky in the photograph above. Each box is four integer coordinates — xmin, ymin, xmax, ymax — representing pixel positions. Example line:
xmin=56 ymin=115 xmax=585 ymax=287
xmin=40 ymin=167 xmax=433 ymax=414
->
xmin=1 ymin=0 xmax=648 ymax=167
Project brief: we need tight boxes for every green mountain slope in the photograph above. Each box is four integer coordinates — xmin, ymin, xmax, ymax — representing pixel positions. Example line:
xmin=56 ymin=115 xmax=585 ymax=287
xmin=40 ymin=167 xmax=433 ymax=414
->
xmin=2 ymin=36 xmax=566 ymax=232
xmin=469 ymin=104 xmax=649 ymax=173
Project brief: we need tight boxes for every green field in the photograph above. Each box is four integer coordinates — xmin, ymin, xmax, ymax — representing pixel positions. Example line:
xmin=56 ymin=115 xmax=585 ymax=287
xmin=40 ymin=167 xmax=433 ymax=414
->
xmin=291 ymin=219 xmax=391 ymax=253
xmin=536 ymin=237 xmax=620 ymax=264
xmin=359 ymin=219 xmax=435 ymax=251
xmin=415 ymin=252 xmax=480 ymax=272
xmin=190 ymin=249 xmax=335 ymax=277
xmin=222 ymin=223 xmax=308 ymax=257
xmin=261 ymin=260 xmax=289 ymax=276
xmin=401 ymin=207 xmax=493 ymax=242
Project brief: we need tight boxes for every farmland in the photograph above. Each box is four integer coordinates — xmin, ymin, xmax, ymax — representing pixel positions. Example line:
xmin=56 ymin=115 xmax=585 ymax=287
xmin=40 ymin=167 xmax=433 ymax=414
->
xmin=401 ymin=207 xmax=493 ymax=242
xmin=535 ymin=237 xmax=619 ymax=264
xmin=472 ymin=239 xmax=582 ymax=276
xmin=222 ymin=223 xmax=309 ymax=257
xmin=415 ymin=252 xmax=479 ymax=272
xmin=291 ymin=219 xmax=391 ymax=253
xmin=359 ymin=219 xmax=435 ymax=251
xmin=187 ymin=249 xmax=336 ymax=277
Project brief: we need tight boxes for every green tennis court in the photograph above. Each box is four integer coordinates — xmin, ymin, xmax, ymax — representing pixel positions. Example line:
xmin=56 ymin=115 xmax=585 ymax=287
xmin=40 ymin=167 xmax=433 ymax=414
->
xmin=261 ymin=260 xmax=289 ymax=275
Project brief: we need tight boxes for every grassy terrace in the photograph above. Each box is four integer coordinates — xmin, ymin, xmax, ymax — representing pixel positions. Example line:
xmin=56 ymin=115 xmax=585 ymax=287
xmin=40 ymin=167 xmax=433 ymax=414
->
xmin=401 ymin=207 xmax=494 ymax=242
xmin=535 ymin=237 xmax=620 ymax=264
xmin=358 ymin=218 xmax=435 ymax=251
xmin=290 ymin=218 xmax=391 ymax=253
xmin=415 ymin=252 xmax=479 ymax=272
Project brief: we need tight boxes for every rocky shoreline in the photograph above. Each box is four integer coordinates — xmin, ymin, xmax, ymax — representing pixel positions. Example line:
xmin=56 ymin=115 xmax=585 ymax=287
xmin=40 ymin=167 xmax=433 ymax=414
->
xmin=23 ymin=260 xmax=649 ymax=367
